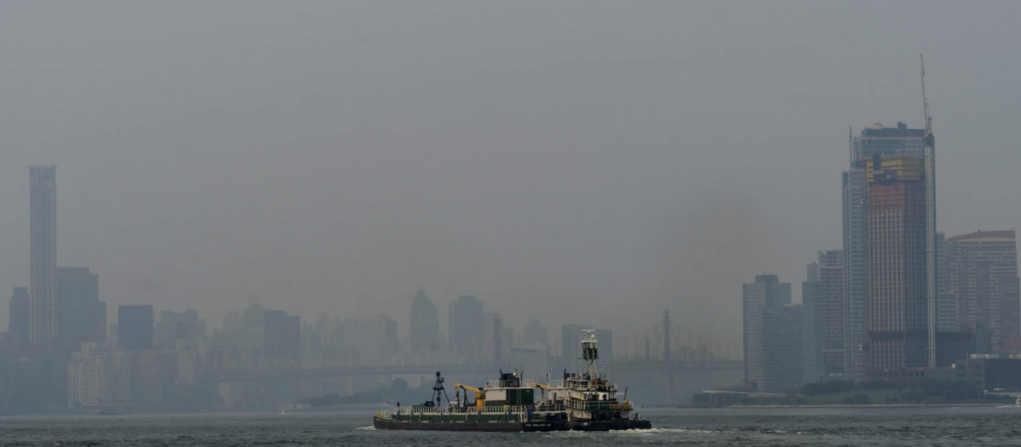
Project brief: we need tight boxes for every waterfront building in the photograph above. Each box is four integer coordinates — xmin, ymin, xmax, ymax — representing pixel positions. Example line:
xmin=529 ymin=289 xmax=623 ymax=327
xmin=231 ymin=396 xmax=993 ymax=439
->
xmin=743 ymin=274 xmax=802 ymax=392
xmin=946 ymin=231 xmax=1020 ymax=349
xmin=129 ymin=350 xmax=162 ymax=405
xmin=67 ymin=343 xmax=113 ymax=407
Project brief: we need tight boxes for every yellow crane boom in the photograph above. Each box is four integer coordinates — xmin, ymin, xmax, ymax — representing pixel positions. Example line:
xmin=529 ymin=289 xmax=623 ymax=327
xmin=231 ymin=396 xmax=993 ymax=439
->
xmin=454 ymin=382 xmax=486 ymax=409
xmin=528 ymin=381 xmax=550 ymax=391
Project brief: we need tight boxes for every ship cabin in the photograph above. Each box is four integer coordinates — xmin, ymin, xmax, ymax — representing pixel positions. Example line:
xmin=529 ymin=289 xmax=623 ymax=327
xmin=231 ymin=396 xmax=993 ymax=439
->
xmin=480 ymin=370 xmax=534 ymax=409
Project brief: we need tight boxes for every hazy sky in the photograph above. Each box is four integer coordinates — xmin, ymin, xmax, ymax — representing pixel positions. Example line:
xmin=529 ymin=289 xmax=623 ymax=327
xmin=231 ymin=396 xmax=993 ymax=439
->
xmin=2 ymin=1 xmax=1019 ymax=351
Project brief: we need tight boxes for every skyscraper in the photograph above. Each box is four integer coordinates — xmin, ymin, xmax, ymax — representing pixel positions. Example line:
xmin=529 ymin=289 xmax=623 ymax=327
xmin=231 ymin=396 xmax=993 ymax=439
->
xmin=946 ymin=231 xmax=1020 ymax=348
xmin=263 ymin=310 xmax=300 ymax=359
xmin=118 ymin=305 xmax=154 ymax=350
xmin=448 ymin=295 xmax=485 ymax=356
xmin=409 ymin=291 xmax=440 ymax=352
xmin=29 ymin=165 xmax=57 ymax=346
xmin=866 ymin=153 xmax=928 ymax=379
xmin=843 ymin=123 xmax=925 ymax=382
xmin=743 ymin=274 xmax=801 ymax=392
xmin=56 ymin=267 xmax=106 ymax=351
xmin=7 ymin=288 xmax=30 ymax=348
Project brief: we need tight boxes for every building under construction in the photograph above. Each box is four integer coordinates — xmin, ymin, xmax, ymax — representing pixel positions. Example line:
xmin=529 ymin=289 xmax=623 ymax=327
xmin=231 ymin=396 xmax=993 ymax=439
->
xmin=843 ymin=122 xmax=926 ymax=382
xmin=866 ymin=153 xmax=929 ymax=379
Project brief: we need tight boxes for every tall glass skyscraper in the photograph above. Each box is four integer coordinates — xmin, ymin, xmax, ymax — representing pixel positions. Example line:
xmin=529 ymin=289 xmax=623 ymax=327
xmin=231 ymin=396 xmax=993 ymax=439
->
xmin=29 ymin=165 xmax=57 ymax=346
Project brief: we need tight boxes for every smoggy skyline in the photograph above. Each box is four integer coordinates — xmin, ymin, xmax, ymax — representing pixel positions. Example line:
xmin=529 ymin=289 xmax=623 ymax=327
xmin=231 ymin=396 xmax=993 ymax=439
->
xmin=2 ymin=1 xmax=1020 ymax=347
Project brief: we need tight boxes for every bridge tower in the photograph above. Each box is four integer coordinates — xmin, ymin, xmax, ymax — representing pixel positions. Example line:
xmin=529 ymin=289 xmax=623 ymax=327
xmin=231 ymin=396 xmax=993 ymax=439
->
xmin=663 ymin=309 xmax=671 ymax=362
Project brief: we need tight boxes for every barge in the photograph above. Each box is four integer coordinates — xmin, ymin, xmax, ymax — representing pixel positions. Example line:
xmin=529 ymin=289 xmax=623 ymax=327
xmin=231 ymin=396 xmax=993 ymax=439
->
xmin=373 ymin=330 xmax=651 ymax=431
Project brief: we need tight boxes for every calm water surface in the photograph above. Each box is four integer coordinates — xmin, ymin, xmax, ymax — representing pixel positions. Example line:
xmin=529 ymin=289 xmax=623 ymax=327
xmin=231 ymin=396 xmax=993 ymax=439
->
xmin=1 ymin=406 xmax=1020 ymax=446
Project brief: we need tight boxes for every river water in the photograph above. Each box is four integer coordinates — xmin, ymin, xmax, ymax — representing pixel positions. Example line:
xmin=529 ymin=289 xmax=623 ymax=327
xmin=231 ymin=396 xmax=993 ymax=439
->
xmin=1 ymin=406 xmax=1019 ymax=446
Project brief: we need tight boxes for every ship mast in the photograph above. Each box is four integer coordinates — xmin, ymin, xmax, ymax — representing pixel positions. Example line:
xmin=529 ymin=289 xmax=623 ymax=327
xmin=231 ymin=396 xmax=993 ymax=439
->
xmin=581 ymin=330 xmax=600 ymax=378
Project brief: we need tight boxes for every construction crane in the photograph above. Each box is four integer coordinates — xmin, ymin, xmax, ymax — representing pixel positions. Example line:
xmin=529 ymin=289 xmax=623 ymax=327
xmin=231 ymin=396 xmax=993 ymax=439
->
xmin=454 ymin=382 xmax=486 ymax=410
xmin=921 ymin=54 xmax=934 ymax=143
xmin=921 ymin=53 xmax=937 ymax=368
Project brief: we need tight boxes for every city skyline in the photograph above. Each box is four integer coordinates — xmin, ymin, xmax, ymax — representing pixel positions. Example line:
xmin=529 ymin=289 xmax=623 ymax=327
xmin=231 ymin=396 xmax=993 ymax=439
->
xmin=3 ymin=3 xmax=1021 ymax=347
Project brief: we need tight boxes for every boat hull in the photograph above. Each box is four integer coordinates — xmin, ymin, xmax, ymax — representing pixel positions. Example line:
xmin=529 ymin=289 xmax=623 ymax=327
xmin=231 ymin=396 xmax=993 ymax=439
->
xmin=373 ymin=416 xmax=651 ymax=432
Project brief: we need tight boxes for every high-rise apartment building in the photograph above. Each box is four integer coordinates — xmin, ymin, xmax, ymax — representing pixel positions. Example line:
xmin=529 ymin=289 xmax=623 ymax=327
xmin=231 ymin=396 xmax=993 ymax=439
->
xmin=118 ymin=305 xmax=154 ymax=350
xmin=56 ymin=267 xmax=106 ymax=351
xmin=743 ymin=274 xmax=802 ymax=392
xmin=7 ymin=288 xmax=30 ymax=348
xmin=946 ymin=231 xmax=1020 ymax=347
xmin=866 ymin=153 xmax=928 ymax=379
xmin=29 ymin=165 xmax=57 ymax=346
xmin=843 ymin=123 xmax=926 ymax=381
xmin=409 ymin=291 xmax=441 ymax=352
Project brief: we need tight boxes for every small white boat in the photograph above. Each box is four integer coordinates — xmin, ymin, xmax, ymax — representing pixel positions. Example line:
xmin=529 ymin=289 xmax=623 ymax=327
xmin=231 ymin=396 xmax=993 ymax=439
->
xmin=1015 ymin=397 xmax=1020 ymax=406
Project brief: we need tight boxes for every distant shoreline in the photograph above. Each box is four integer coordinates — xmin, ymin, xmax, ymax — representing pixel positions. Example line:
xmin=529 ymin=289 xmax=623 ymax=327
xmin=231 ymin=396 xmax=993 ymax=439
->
xmin=689 ymin=403 xmax=1008 ymax=409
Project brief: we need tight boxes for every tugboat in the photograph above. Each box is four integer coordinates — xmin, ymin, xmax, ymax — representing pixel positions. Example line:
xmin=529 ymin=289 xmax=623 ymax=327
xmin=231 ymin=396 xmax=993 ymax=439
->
xmin=373 ymin=330 xmax=651 ymax=431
